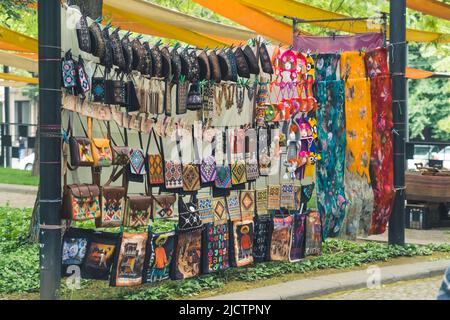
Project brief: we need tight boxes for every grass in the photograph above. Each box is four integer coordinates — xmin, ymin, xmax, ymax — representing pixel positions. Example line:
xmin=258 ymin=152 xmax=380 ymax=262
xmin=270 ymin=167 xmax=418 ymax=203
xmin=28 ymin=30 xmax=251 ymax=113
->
xmin=0 ymin=168 xmax=38 ymax=186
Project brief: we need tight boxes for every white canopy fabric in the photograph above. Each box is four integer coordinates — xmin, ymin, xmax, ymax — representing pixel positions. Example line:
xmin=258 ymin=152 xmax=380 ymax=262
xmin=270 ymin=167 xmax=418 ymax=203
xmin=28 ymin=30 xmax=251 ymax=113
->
xmin=0 ymin=51 xmax=38 ymax=73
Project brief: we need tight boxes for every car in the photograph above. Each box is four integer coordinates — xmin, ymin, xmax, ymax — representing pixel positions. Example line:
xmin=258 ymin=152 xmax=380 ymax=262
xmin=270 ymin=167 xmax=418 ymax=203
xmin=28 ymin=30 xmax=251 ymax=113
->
xmin=407 ymin=144 xmax=439 ymax=170
xmin=11 ymin=152 xmax=35 ymax=171
xmin=433 ymin=146 xmax=450 ymax=169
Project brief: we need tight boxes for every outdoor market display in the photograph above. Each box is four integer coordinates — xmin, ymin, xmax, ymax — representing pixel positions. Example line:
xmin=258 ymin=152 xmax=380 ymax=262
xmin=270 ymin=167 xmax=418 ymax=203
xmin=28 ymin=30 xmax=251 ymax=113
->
xmin=58 ymin=4 xmax=395 ymax=287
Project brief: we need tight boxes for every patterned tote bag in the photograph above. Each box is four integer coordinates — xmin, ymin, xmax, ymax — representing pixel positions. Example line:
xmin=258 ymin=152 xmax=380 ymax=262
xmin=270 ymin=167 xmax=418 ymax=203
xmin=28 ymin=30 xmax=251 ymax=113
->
xmin=202 ymin=222 xmax=230 ymax=274
xmin=142 ymin=231 xmax=176 ymax=283
xmin=147 ymin=127 xmax=165 ymax=186
xmin=164 ymin=133 xmax=183 ymax=190
xmin=230 ymin=220 xmax=254 ymax=267
xmin=171 ymin=227 xmax=203 ymax=280
xmin=231 ymin=128 xmax=247 ymax=186
xmin=214 ymin=130 xmax=232 ymax=190
xmin=245 ymin=128 xmax=259 ymax=181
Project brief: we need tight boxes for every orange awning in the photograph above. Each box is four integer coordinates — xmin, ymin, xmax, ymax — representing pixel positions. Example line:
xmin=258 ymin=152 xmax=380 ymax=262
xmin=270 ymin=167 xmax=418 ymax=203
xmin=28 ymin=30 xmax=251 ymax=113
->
xmin=0 ymin=26 xmax=38 ymax=53
xmin=0 ymin=72 xmax=38 ymax=84
xmin=406 ymin=67 xmax=450 ymax=79
xmin=407 ymin=0 xmax=450 ymax=21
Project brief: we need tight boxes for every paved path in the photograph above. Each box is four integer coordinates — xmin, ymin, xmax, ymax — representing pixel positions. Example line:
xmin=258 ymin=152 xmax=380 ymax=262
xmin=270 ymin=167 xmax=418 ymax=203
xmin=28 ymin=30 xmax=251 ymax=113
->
xmin=0 ymin=183 xmax=37 ymax=208
xmin=315 ymin=276 xmax=442 ymax=300
xmin=205 ymin=259 xmax=450 ymax=300
xmin=359 ymin=227 xmax=450 ymax=245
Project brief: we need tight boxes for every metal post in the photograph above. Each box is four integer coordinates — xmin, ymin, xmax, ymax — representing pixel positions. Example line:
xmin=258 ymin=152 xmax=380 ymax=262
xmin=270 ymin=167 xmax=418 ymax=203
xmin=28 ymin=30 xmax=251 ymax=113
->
xmin=38 ymin=0 xmax=62 ymax=300
xmin=4 ymin=66 xmax=11 ymax=167
xmin=388 ymin=0 xmax=407 ymax=246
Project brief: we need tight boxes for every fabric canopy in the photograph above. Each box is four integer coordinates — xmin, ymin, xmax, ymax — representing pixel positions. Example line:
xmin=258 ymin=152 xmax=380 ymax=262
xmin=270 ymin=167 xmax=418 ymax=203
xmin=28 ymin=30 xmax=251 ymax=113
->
xmin=407 ymin=0 xmax=450 ymax=21
xmin=104 ymin=0 xmax=255 ymax=41
xmin=240 ymin=0 xmax=450 ymax=43
xmin=0 ymin=26 xmax=38 ymax=53
xmin=406 ymin=67 xmax=450 ymax=79
xmin=0 ymin=81 xmax=30 ymax=88
xmin=192 ymin=0 xmax=300 ymax=45
xmin=102 ymin=2 xmax=227 ymax=48
xmin=0 ymin=72 xmax=38 ymax=84
xmin=0 ymin=51 xmax=38 ymax=73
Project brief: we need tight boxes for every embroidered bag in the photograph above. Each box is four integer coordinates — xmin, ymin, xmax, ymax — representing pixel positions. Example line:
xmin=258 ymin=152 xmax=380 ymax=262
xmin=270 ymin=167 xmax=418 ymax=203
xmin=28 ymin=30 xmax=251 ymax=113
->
xmin=198 ymin=196 xmax=214 ymax=223
xmin=198 ymin=50 xmax=211 ymax=81
xmin=171 ymin=228 xmax=202 ymax=280
xmin=123 ymin=195 xmax=152 ymax=227
xmin=202 ymin=222 xmax=229 ymax=274
xmin=200 ymin=149 xmax=217 ymax=185
xmin=61 ymin=227 xmax=92 ymax=276
xmin=96 ymin=185 xmax=126 ymax=228
xmin=226 ymin=191 xmax=241 ymax=222
xmin=76 ymin=56 xmax=91 ymax=96
xmin=62 ymin=184 xmax=101 ymax=221
xmin=213 ymin=197 xmax=228 ymax=225
xmin=121 ymin=34 xmax=134 ymax=74
xmin=267 ymin=185 xmax=281 ymax=210
xmin=234 ymin=46 xmax=250 ymax=79
xmin=142 ymin=231 xmax=176 ymax=283
xmin=89 ymin=21 xmax=105 ymax=61
xmin=253 ymin=215 xmax=272 ymax=262
xmin=147 ymin=128 xmax=165 ymax=185
xmin=132 ymin=39 xmax=149 ymax=74
xmin=208 ymin=50 xmax=222 ymax=84
xmin=81 ymin=231 xmax=119 ymax=280
xmin=62 ymin=51 xmax=77 ymax=90
xmin=150 ymin=44 xmax=163 ymax=78
xmin=111 ymin=146 xmax=130 ymax=166
xmin=240 ymin=190 xmax=255 ymax=221
xmin=230 ymin=220 xmax=254 ymax=267
xmin=100 ymin=26 xmax=114 ymax=71
xmin=214 ymin=131 xmax=232 ymax=189
xmin=280 ymin=184 xmax=295 ymax=209
xmin=176 ymin=80 xmax=189 ymax=115
xmin=109 ymin=28 xmax=126 ymax=71
xmin=270 ymin=215 xmax=293 ymax=261
xmin=231 ymin=129 xmax=247 ymax=186
xmin=258 ymin=128 xmax=271 ymax=176
xmin=255 ymin=188 xmax=268 ymax=216
xmin=68 ymin=114 xmax=94 ymax=167
xmin=245 ymin=128 xmax=259 ymax=181
xmin=91 ymin=65 xmax=106 ymax=103
xmin=226 ymin=48 xmax=238 ymax=82
xmin=76 ymin=15 xmax=91 ymax=53
xmin=178 ymin=195 xmax=202 ymax=231
xmin=186 ymin=83 xmax=202 ymax=111
xmin=110 ymin=232 xmax=148 ymax=287
xmin=243 ymin=45 xmax=260 ymax=75
xmin=182 ymin=163 xmax=201 ymax=192
xmin=152 ymin=193 xmax=176 ymax=219
xmin=259 ymin=42 xmax=274 ymax=74
xmin=88 ymin=117 xmax=112 ymax=167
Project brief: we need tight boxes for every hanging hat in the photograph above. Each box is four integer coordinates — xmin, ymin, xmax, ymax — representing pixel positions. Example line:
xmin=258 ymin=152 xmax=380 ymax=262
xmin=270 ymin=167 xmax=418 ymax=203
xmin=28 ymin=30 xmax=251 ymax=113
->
xmin=259 ymin=42 xmax=274 ymax=75
xmin=100 ymin=27 xmax=114 ymax=71
xmin=243 ymin=45 xmax=259 ymax=75
xmin=198 ymin=50 xmax=211 ymax=81
xmin=218 ymin=50 xmax=232 ymax=81
xmin=234 ymin=46 xmax=250 ymax=79
xmin=170 ymin=47 xmax=182 ymax=84
xmin=160 ymin=46 xmax=172 ymax=81
xmin=121 ymin=34 xmax=134 ymax=74
xmin=181 ymin=49 xmax=200 ymax=83
xmin=76 ymin=15 xmax=91 ymax=54
xmin=208 ymin=50 xmax=222 ymax=83
xmin=186 ymin=83 xmax=202 ymax=110
xmin=89 ymin=21 xmax=105 ymax=60
xmin=133 ymin=39 xmax=149 ymax=75
xmin=109 ymin=28 xmax=126 ymax=71
xmin=226 ymin=48 xmax=238 ymax=82
xmin=151 ymin=44 xmax=163 ymax=78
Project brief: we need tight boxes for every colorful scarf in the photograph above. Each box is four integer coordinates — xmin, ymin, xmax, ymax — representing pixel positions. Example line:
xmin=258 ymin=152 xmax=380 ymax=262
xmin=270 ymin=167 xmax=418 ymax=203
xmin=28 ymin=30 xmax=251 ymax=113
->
xmin=340 ymin=52 xmax=366 ymax=80
xmin=315 ymin=80 xmax=347 ymax=239
xmin=368 ymin=75 xmax=395 ymax=235
xmin=314 ymin=54 xmax=340 ymax=82
xmin=364 ymin=48 xmax=389 ymax=79
xmin=344 ymin=78 xmax=373 ymax=182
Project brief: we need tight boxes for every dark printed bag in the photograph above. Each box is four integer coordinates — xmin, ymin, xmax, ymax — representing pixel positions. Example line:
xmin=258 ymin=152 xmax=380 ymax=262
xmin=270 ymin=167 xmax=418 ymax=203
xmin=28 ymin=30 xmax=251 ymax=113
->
xmin=76 ymin=15 xmax=91 ymax=53
xmin=289 ymin=213 xmax=307 ymax=262
xmin=305 ymin=210 xmax=322 ymax=256
xmin=270 ymin=215 xmax=293 ymax=262
xmin=142 ymin=231 xmax=176 ymax=283
xmin=152 ymin=194 xmax=176 ymax=219
xmin=178 ymin=195 xmax=202 ymax=231
xmin=202 ymin=222 xmax=229 ymax=274
xmin=61 ymin=227 xmax=92 ymax=276
xmin=110 ymin=232 xmax=148 ymax=287
xmin=123 ymin=195 xmax=152 ymax=227
xmin=230 ymin=220 xmax=254 ymax=267
xmin=81 ymin=231 xmax=120 ymax=280
xmin=171 ymin=228 xmax=202 ymax=280
xmin=252 ymin=215 xmax=272 ymax=263
xmin=62 ymin=51 xmax=77 ymax=89
xmin=76 ymin=56 xmax=91 ymax=96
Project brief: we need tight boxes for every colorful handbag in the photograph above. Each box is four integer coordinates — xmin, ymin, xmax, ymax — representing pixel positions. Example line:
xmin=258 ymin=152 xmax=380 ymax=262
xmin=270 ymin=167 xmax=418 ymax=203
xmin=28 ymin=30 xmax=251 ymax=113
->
xmin=240 ymin=190 xmax=255 ymax=221
xmin=230 ymin=220 xmax=254 ymax=267
xmin=226 ymin=191 xmax=241 ymax=222
xmin=91 ymin=67 xmax=106 ymax=103
xmin=231 ymin=129 xmax=247 ymax=185
xmin=245 ymin=128 xmax=259 ymax=181
xmin=171 ymin=228 xmax=202 ymax=280
xmin=198 ymin=196 xmax=214 ymax=224
xmin=215 ymin=165 xmax=232 ymax=189
xmin=280 ymin=184 xmax=295 ymax=209
xmin=62 ymin=51 xmax=77 ymax=90
xmin=123 ymin=195 xmax=152 ymax=227
xmin=212 ymin=197 xmax=228 ymax=225
xmin=182 ymin=164 xmax=201 ymax=192
xmin=200 ymin=155 xmax=217 ymax=184
xmin=267 ymin=185 xmax=281 ymax=210
xmin=270 ymin=215 xmax=293 ymax=261
xmin=96 ymin=186 xmax=126 ymax=228
xmin=152 ymin=193 xmax=176 ymax=219
xmin=69 ymin=120 xmax=94 ymax=168
xmin=62 ymin=184 xmax=101 ymax=221
xmin=88 ymin=117 xmax=112 ymax=167
xmin=164 ymin=160 xmax=183 ymax=190
xmin=142 ymin=231 xmax=176 ymax=283
xmin=76 ymin=56 xmax=90 ymax=96
xmin=147 ymin=128 xmax=165 ymax=185
xmin=255 ymin=188 xmax=268 ymax=216
xmin=111 ymin=146 xmax=130 ymax=166
xmin=201 ymin=222 xmax=229 ymax=274
xmin=110 ymin=232 xmax=148 ymax=287
xmin=178 ymin=195 xmax=202 ymax=231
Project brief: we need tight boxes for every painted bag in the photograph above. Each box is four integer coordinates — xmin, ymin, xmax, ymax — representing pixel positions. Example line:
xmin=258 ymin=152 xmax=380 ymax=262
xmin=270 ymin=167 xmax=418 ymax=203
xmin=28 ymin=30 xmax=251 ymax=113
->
xmin=96 ymin=186 xmax=126 ymax=228
xmin=230 ymin=220 xmax=254 ymax=267
xmin=305 ymin=210 xmax=322 ymax=256
xmin=81 ymin=231 xmax=120 ymax=280
xmin=267 ymin=185 xmax=281 ymax=210
xmin=61 ymin=227 xmax=92 ymax=276
xmin=123 ymin=196 xmax=152 ymax=227
xmin=110 ymin=232 xmax=148 ymax=287
xmin=171 ymin=228 xmax=202 ymax=280
xmin=202 ymin=222 xmax=230 ymax=274
xmin=142 ymin=231 xmax=176 ymax=283
xmin=270 ymin=215 xmax=293 ymax=261
xmin=240 ymin=190 xmax=255 ymax=221
xmin=252 ymin=215 xmax=272 ymax=263
xmin=289 ymin=213 xmax=306 ymax=262
xmin=226 ymin=191 xmax=241 ymax=222
xmin=178 ymin=195 xmax=202 ymax=231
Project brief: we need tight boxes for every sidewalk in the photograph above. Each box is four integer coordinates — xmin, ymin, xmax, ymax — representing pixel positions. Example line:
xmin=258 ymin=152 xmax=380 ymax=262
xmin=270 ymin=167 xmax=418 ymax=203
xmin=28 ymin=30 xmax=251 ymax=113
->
xmin=359 ymin=228 xmax=450 ymax=245
xmin=0 ymin=183 xmax=37 ymax=208
xmin=204 ymin=259 xmax=450 ymax=300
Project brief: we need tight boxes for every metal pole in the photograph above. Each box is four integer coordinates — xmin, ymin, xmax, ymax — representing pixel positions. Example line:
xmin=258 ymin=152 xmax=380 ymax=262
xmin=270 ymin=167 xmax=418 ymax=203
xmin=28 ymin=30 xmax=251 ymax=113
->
xmin=38 ymin=0 xmax=62 ymax=300
xmin=388 ymin=0 xmax=407 ymax=246
xmin=4 ymin=66 xmax=11 ymax=167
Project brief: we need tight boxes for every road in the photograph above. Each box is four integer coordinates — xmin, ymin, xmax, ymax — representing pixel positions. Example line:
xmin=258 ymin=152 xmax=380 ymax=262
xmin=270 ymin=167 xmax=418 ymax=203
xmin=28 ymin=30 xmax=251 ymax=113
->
xmin=313 ymin=276 xmax=443 ymax=300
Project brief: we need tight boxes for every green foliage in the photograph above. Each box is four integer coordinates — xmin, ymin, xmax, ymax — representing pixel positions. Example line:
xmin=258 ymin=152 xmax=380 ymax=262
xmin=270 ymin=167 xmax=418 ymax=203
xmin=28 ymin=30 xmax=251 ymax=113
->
xmin=0 ymin=167 xmax=39 ymax=186
xmin=0 ymin=206 xmax=32 ymax=241
xmin=0 ymin=0 xmax=36 ymax=27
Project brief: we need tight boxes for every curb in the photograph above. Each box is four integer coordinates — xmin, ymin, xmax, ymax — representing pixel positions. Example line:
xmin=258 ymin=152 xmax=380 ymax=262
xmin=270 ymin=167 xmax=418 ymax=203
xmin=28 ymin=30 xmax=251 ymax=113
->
xmin=0 ymin=183 xmax=38 ymax=195
xmin=204 ymin=259 xmax=450 ymax=300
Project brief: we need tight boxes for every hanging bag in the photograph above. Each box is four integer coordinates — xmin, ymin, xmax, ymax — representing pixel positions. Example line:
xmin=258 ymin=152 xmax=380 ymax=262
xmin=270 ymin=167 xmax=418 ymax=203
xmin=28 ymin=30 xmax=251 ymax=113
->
xmin=200 ymin=135 xmax=217 ymax=185
xmin=68 ymin=113 xmax=94 ymax=167
xmin=182 ymin=127 xmax=201 ymax=192
xmin=229 ymin=220 xmax=254 ymax=267
xmin=201 ymin=222 xmax=229 ymax=274
xmin=240 ymin=190 xmax=255 ymax=221
xmin=231 ymin=128 xmax=247 ymax=186
xmin=127 ymin=131 xmax=146 ymax=182
xmin=164 ymin=130 xmax=183 ymax=190
xmin=123 ymin=195 xmax=152 ymax=227
xmin=245 ymin=128 xmax=259 ymax=181
xmin=226 ymin=191 xmax=241 ymax=222
xmin=146 ymin=127 xmax=165 ymax=186
xmin=177 ymin=195 xmax=202 ymax=231
xmin=214 ymin=130 xmax=232 ymax=190
xmin=142 ymin=231 xmax=176 ymax=283
xmin=171 ymin=227 xmax=202 ymax=280
xmin=88 ymin=117 xmax=112 ymax=167
xmin=270 ymin=214 xmax=293 ymax=261
xmin=62 ymin=184 xmax=101 ymax=221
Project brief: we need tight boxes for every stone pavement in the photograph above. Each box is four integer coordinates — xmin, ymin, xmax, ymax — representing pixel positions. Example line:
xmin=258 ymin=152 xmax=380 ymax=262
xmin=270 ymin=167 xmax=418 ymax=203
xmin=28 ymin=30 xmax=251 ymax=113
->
xmin=359 ymin=228 xmax=450 ymax=245
xmin=0 ymin=183 xmax=37 ymax=208
xmin=205 ymin=259 xmax=450 ymax=300
xmin=315 ymin=276 xmax=442 ymax=300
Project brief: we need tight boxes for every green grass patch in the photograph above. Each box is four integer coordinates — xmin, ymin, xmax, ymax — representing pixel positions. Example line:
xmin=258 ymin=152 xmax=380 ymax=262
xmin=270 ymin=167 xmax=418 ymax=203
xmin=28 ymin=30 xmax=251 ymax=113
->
xmin=0 ymin=167 xmax=38 ymax=186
